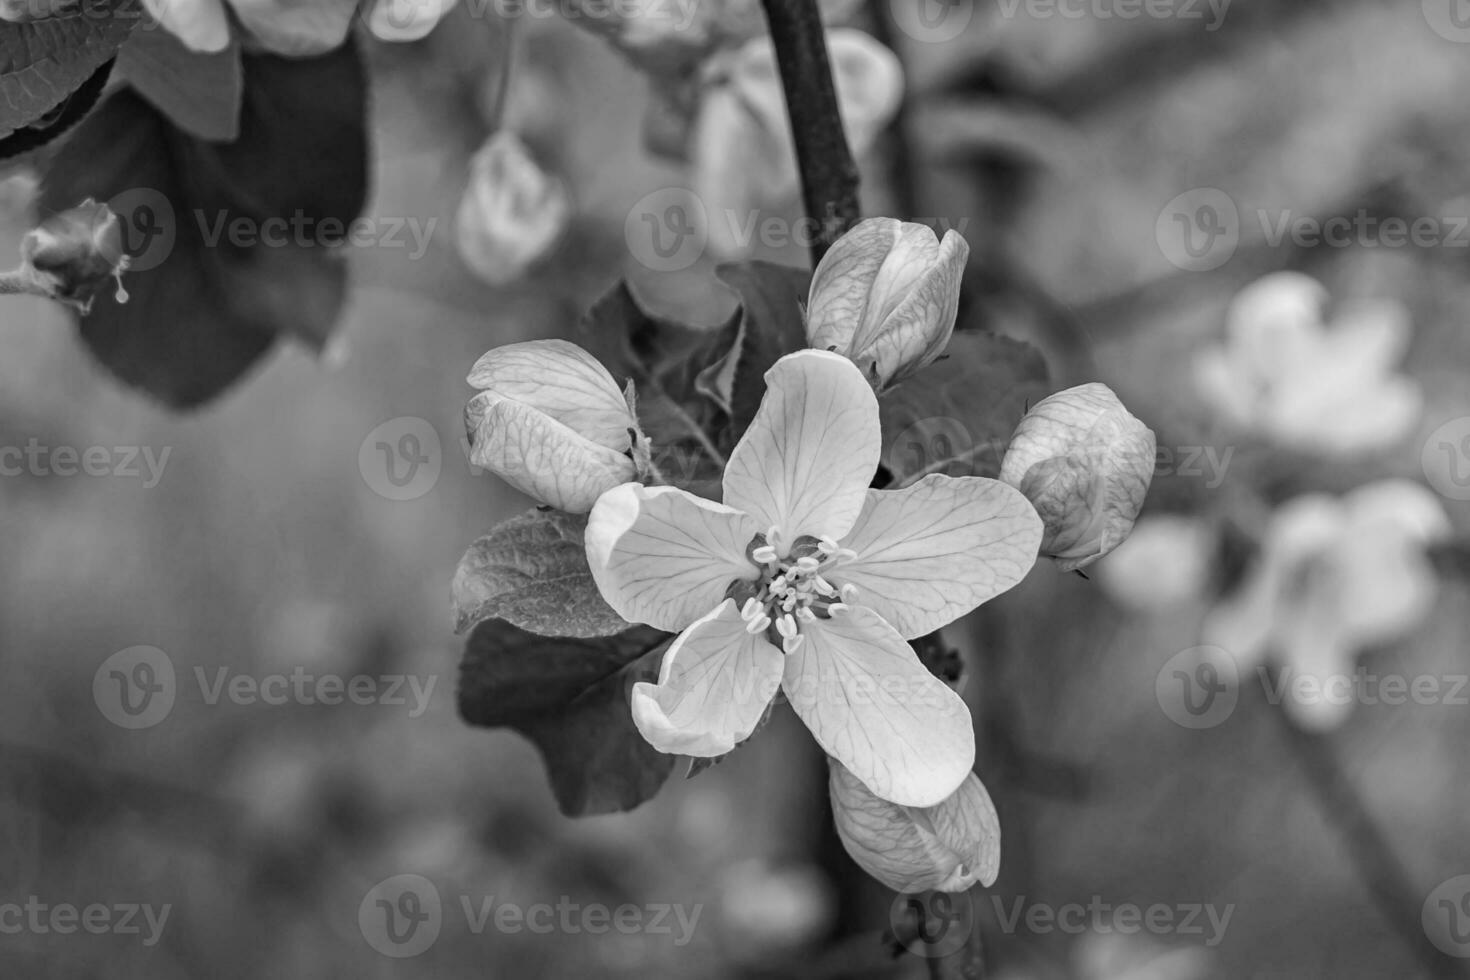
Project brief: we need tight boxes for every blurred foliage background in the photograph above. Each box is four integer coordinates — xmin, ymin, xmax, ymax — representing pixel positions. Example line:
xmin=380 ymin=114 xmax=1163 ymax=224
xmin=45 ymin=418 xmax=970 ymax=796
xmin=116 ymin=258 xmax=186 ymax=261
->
xmin=2 ymin=0 xmax=1470 ymax=977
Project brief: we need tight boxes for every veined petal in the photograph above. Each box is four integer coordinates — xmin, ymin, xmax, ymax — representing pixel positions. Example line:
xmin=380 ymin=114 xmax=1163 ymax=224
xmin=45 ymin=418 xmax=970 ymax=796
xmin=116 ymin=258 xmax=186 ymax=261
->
xmin=144 ymin=0 xmax=231 ymax=52
xmin=229 ymin=0 xmax=357 ymax=55
xmin=586 ymin=484 xmax=760 ymax=632
xmin=723 ymin=350 xmax=881 ymax=544
xmin=834 ymin=475 xmax=1041 ymax=639
xmin=467 ymin=396 xmax=634 ymax=513
xmin=829 ymin=762 xmax=1000 ymax=893
xmin=783 ymin=606 xmax=974 ymax=807
xmin=631 ymin=600 xmax=785 ymax=757
xmin=467 ymin=339 xmax=633 ymax=452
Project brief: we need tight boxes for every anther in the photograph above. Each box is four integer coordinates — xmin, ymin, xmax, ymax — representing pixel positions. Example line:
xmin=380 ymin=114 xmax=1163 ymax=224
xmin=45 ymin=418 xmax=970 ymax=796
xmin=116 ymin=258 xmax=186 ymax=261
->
xmin=751 ymin=545 xmax=778 ymax=564
xmin=826 ymin=603 xmax=850 ymax=617
xmin=740 ymin=597 xmax=761 ymax=620
xmin=776 ymin=614 xmax=797 ymax=639
xmin=783 ymin=634 xmax=805 ymax=654
xmin=840 ymin=583 xmax=860 ymax=603
xmin=745 ymin=614 xmax=771 ymax=635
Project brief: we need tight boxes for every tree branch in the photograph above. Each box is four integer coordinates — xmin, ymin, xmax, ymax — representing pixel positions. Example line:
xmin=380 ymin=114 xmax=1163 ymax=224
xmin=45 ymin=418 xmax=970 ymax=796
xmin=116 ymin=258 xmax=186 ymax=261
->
xmin=759 ymin=0 xmax=862 ymax=265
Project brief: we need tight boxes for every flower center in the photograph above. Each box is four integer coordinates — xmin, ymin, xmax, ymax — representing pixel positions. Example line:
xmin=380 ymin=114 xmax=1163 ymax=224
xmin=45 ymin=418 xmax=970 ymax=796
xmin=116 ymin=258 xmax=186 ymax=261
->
xmin=729 ymin=529 xmax=860 ymax=654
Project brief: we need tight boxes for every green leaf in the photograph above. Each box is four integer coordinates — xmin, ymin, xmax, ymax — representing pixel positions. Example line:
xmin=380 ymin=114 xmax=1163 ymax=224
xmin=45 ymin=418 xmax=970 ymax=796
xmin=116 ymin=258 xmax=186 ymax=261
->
xmin=116 ymin=27 xmax=242 ymax=141
xmin=458 ymin=620 xmax=676 ymax=815
xmin=39 ymin=43 xmax=368 ymax=407
xmin=452 ymin=508 xmax=629 ymax=638
xmin=0 ymin=0 xmax=138 ymax=139
xmin=879 ymin=331 xmax=1051 ymax=487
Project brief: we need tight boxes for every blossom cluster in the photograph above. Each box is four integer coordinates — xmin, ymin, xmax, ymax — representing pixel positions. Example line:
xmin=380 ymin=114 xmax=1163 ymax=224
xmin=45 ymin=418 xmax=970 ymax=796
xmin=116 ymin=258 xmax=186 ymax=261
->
xmin=462 ymin=218 xmax=1156 ymax=892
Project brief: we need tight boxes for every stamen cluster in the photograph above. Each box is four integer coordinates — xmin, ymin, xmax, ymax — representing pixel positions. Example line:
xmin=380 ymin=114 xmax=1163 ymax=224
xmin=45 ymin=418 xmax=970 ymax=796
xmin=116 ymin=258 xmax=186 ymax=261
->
xmin=733 ymin=529 xmax=861 ymax=653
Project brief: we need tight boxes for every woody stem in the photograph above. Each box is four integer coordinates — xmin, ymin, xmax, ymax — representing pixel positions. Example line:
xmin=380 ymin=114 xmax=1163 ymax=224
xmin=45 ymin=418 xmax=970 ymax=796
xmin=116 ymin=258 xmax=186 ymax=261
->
xmin=759 ymin=0 xmax=862 ymax=266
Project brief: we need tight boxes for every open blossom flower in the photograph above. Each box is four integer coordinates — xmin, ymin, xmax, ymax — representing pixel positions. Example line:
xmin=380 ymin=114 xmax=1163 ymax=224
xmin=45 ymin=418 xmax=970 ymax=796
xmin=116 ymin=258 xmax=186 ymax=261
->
xmin=1203 ymin=480 xmax=1450 ymax=731
xmin=806 ymin=218 xmax=969 ymax=392
xmin=465 ymin=340 xmax=643 ymax=513
xmin=1000 ymin=383 xmax=1156 ymax=573
xmin=692 ymin=29 xmax=903 ymax=259
xmin=455 ymin=131 xmax=571 ymax=288
xmin=142 ymin=0 xmax=358 ymax=55
xmin=586 ymin=350 xmax=1042 ymax=807
xmin=829 ymin=760 xmax=1000 ymax=892
xmin=1193 ymin=272 xmax=1422 ymax=456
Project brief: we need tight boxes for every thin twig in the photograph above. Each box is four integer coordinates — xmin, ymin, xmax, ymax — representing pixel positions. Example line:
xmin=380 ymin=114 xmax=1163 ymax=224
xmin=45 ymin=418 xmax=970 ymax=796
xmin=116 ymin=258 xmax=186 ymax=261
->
xmin=759 ymin=0 xmax=862 ymax=266
xmin=1264 ymin=666 xmax=1470 ymax=980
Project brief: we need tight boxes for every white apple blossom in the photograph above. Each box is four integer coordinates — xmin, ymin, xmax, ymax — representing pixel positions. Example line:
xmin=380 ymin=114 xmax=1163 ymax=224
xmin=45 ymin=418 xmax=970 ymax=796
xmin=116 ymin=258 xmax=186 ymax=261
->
xmin=1194 ymin=272 xmax=1422 ymax=456
xmin=806 ymin=218 xmax=969 ymax=392
xmin=1203 ymin=480 xmax=1449 ymax=731
xmin=692 ymin=29 xmax=903 ymax=259
xmin=465 ymin=339 xmax=642 ymax=513
xmin=454 ymin=131 xmax=571 ymax=288
xmin=585 ymin=349 xmax=1042 ymax=807
xmin=1000 ymin=383 xmax=1156 ymax=573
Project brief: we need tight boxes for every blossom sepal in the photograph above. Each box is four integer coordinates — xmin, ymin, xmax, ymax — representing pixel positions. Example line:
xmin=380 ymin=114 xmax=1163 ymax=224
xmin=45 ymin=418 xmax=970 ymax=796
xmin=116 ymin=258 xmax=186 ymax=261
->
xmin=999 ymin=383 xmax=1156 ymax=572
xmin=806 ymin=218 xmax=968 ymax=391
xmin=828 ymin=760 xmax=1000 ymax=893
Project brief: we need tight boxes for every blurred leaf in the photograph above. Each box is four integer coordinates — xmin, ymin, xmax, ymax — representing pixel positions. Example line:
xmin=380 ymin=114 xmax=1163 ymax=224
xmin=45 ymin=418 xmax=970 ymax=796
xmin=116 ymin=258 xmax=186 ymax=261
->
xmin=39 ymin=43 xmax=367 ymax=408
xmin=458 ymin=620 xmax=676 ymax=815
xmin=452 ymin=509 xmax=629 ymax=638
xmin=879 ymin=332 xmax=1050 ymax=487
xmin=0 ymin=0 xmax=137 ymax=140
xmin=116 ymin=27 xmax=242 ymax=141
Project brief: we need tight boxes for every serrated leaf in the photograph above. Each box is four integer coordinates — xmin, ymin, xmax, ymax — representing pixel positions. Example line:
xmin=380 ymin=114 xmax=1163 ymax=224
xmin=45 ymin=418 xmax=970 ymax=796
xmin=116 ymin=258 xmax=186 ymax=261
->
xmin=458 ymin=620 xmax=676 ymax=815
xmin=0 ymin=55 xmax=111 ymax=160
xmin=0 ymin=0 xmax=138 ymax=138
xmin=879 ymin=332 xmax=1051 ymax=487
xmin=116 ymin=26 xmax=242 ymax=141
xmin=452 ymin=508 xmax=629 ymax=638
xmin=39 ymin=42 xmax=367 ymax=407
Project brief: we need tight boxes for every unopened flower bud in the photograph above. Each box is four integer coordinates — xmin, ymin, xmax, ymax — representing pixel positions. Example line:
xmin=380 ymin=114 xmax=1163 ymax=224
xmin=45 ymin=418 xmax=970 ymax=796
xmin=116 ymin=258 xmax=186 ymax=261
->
xmin=999 ymin=383 xmax=1156 ymax=573
xmin=454 ymin=131 xmax=570 ymax=287
xmin=829 ymin=760 xmax=1000 ymax=893
xmin=806 ymin=218 xmax=968 ymax=391
xmin=465 ymin=339 xmax=642 ymax=513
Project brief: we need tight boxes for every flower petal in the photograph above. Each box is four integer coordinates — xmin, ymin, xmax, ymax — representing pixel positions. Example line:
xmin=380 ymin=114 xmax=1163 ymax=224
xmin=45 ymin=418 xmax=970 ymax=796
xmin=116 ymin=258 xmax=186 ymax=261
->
xmin=631 ymin=600 xmax=785 ymax=757
xmin=783 ymin=606 xmax=974 ymax=807
xmin=833 ymin=475 xmax=1041 ymax=639
xmin=723 ymin=350 xmax=881 ymax=544
xmin=586 ymin=483 xmax=760 ymax=632
xmin=829 ymin=761 xmax=1000 ymax=893
xmin=467 ymin=339 xmax=632 ymax=452
xmin=229 ymin=0 xmax=357 ymax=55
xmin=466 ymin=396 xmax=634 ymax=513
xmin=143 ymin=0 xmax=231 ymax=52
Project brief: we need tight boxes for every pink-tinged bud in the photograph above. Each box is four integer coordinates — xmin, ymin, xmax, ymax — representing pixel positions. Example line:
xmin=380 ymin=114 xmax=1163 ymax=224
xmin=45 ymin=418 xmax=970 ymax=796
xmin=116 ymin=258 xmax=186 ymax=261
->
xmin=829 ymin=760 xmax=1000 ymax=893
xmin=999 ymin=383 xmax=1156 ymax=573
xmin=465 ymin=340 xmax=640 ymax=513
xmin=454 ymin=131 xmax=571 ymax=288
xmin=806 ymin=218 xmax=968 ymax=391
xmin=20 ymin=199 xmax=130 ymax=312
